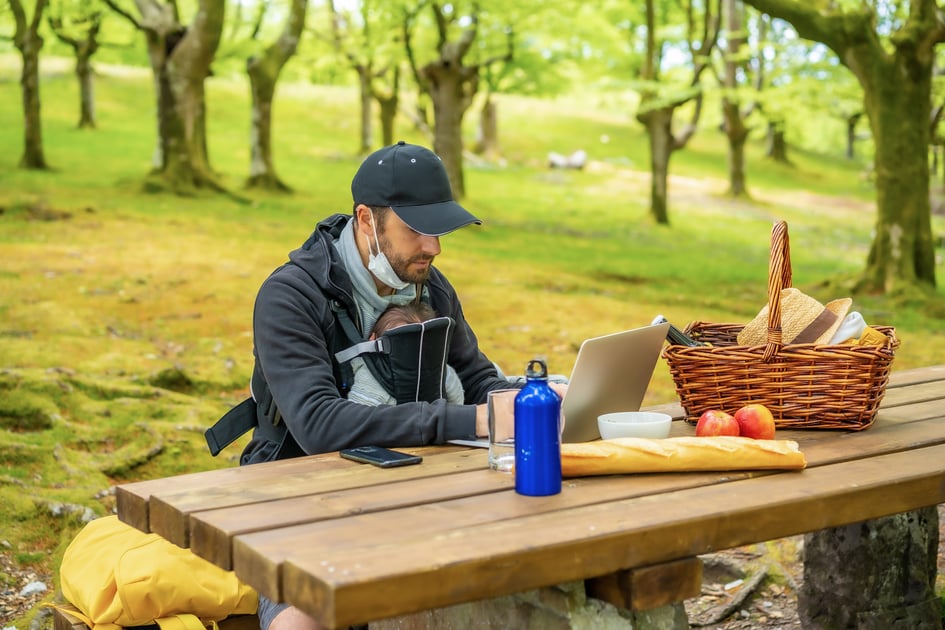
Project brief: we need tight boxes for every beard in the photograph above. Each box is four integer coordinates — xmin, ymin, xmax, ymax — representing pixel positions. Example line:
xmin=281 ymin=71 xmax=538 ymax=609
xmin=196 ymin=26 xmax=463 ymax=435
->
xmin=378 ymin=233 xmax=434 ymax=284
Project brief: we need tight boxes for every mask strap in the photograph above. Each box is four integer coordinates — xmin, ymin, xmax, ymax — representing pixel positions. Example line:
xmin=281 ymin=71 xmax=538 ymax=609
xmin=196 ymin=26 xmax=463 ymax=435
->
xmin=369 ymin=216 xmax=382 ymax=257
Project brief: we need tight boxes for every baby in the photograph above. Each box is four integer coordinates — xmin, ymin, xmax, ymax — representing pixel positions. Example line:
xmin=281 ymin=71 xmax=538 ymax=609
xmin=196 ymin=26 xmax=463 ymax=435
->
xmin=347 ymin=303 xmax=465 ymax=406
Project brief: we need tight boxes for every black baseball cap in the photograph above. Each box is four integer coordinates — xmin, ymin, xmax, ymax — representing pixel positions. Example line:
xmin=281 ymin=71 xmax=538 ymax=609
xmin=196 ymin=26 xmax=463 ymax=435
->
xmin=351 ymin=141 xmax=481 ymax=236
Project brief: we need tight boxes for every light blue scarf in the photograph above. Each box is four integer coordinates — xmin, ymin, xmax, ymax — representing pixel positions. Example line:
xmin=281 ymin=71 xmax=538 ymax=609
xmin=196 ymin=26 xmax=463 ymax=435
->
xmin=334 ymin=218 xmax=422 ymax=338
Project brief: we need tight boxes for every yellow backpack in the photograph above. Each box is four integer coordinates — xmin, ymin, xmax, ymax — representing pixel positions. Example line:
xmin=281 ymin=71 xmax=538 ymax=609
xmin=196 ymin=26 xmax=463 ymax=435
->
xmin=55 ymin=515 xmax=258 ymax=630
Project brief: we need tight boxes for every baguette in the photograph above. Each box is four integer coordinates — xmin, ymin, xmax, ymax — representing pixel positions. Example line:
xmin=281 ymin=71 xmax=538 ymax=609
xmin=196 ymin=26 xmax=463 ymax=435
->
xmin=561 ymin=436 xmax=806 ymax=478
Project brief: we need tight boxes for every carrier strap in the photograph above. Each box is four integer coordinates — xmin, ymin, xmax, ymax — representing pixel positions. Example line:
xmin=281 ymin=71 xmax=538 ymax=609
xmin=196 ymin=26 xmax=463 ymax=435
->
xmin=334 ymin=337 xmax=390 ymax=363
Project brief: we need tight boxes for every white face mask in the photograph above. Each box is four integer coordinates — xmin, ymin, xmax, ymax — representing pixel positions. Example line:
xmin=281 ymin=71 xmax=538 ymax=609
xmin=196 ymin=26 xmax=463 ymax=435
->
xmin=367 ymin=217 xmax=409 ymax=290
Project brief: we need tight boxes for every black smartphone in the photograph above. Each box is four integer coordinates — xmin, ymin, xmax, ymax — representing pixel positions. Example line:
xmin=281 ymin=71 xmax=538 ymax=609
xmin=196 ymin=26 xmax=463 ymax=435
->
xmin=339 ymin=445 xmax=423 ymax=468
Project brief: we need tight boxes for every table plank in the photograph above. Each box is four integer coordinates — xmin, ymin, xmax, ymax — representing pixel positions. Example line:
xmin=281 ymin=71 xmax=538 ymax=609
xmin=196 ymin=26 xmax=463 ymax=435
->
xmin=869 ymin=399 xmax=945 ymax=423
xmin=229 ymin=415 xmax=945 ymax=605
xmin=876 ymin=378 xmax=945 ymax=410
xmin=116 ymin=452 xmax=354 ymax=531
xmin=887 ymin=365 xmax=945 ymax=387
xmin=229 ymin=469 xmax=768 ymax=598
xmin=116 ymin=445 xmax=460 ymax=532
xmin=278 ymin=443 xmax=945 ymax=628
xmin=149 ymin=447 xmax=481 ymax=547
xmin=190 ymin=465 xmax=514 ymax=569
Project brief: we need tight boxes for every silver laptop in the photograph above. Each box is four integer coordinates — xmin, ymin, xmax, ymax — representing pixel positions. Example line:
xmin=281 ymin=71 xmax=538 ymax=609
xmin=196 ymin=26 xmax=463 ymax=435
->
xmin=450 ymin=322 xmax=669 ymax=445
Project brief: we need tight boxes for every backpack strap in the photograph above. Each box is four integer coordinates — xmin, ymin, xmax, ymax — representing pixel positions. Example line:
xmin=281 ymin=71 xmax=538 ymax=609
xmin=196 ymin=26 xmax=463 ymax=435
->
xmin=204 ymin=298 xmax=364 ymax=457
xmin=204 ymin=397 xmax=256 ymax=457
xmin=329 ymin=299 xmax=363 ymax=394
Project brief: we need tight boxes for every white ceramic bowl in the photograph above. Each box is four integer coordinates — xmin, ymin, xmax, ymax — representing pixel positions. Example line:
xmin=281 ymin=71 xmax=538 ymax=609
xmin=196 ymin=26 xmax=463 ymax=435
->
xmin=598 ymin=411 xmax=673 ymax=440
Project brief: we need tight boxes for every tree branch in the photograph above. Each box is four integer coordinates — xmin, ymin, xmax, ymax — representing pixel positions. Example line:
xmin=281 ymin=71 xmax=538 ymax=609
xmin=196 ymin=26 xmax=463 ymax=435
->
xmin=742 ymin=0 xmax=872 ymax=54
xmin=47 ymin=15 xmax=81 ymax=48
xmin=8 ymin=0 xmax=27 ymax=41
xmin=249 ymin=0 xmax=269 ymax=41
xmin=29 ymin=0 xmax=48 ymax=33
xmin=453 ymin=2 xmax=479 ymax=59
xmin=432 ymin=2 xmax=448 ymax=49
xmin=690 ymin=0 xmax=721 ymax=87
xmin=102 ymin=0 xmax=141 ymax=30
xmin=476 ymin=25 xmax=513 ymax=68
xmin=402 ymin=3 xmax=426 ymax=89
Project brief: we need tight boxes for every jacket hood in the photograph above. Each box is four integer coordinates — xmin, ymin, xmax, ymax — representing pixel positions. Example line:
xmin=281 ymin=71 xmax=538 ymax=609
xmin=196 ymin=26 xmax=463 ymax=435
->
xmin=288 ymin=214 xmax=352 ymax=302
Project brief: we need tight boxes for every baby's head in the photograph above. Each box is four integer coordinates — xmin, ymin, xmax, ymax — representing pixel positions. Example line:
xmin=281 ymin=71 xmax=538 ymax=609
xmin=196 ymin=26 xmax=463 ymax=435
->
xmin=372 ymin=303 xmax=437 ymax=337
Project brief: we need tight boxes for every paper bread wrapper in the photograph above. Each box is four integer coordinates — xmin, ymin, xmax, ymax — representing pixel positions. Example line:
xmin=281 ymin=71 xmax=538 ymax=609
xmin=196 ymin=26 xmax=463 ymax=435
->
xmin=561 ymin=436 xmax=806 ymax=478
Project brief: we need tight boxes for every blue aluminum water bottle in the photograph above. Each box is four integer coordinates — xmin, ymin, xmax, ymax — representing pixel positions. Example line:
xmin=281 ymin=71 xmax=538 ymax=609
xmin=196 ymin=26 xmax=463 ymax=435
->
xmin=514 ymin=359 xmax=562 ymax=496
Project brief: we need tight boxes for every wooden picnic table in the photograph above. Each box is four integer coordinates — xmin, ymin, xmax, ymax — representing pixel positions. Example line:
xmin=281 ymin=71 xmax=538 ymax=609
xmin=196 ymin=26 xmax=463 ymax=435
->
xmin=115 ymin=365 xmax=945 ymax=629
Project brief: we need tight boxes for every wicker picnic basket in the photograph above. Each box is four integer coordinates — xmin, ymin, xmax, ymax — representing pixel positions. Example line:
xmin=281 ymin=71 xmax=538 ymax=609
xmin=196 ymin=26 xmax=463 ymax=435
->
xmin=662 ymin=220 xmax=899 ymax=431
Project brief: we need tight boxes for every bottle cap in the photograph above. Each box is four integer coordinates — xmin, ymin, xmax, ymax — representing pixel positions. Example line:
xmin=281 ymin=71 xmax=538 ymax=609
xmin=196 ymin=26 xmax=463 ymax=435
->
xmin=526 ymin=359 xmax=548 ymax=379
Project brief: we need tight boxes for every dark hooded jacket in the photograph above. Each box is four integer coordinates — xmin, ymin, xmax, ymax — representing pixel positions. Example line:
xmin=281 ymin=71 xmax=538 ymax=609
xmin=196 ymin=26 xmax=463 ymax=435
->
xmin=241 ymin=214 xmax=510 ymax=464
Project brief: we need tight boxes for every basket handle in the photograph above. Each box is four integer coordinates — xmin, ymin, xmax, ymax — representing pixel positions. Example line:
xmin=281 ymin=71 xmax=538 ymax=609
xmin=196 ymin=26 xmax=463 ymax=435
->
xmin=763 ymin=220 xmax=792 ymax=361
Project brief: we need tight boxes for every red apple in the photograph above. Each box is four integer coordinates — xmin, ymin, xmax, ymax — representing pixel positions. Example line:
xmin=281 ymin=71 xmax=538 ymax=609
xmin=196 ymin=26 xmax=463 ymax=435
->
xmin=734 ymin=404 xmax=776 ymax=440
xmin=695 ymin=409 xmax=740 ymax=437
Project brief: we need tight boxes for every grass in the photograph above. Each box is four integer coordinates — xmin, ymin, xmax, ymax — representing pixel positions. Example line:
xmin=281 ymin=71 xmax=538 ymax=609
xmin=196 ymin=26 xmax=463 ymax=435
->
xmin=1 ymin=54 xmax=945 ymax=627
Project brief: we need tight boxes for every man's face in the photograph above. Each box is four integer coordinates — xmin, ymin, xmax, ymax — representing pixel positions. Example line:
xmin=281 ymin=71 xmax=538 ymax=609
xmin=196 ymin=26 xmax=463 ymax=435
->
xmin=375 ymin=210 xmax=441 ymax=284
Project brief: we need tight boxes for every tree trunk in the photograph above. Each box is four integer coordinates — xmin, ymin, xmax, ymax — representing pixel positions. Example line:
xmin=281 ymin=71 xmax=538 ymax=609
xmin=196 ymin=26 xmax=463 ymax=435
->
xmin=845 ymin=113 xmax=861 ymax=160
xmin=162 ymin=57 xmax=214 ymax=189
xmin=247 ymin=65 xmax=284 ymax=190
xmin=425 ymin=65 xmax=474 ymax=199
xmin=764 ymin=121 xmax=788 ymax=163
xmin=631 ymin=0 xmax=715 ymax=226
xmin=136 ymin=0 xmax=225 ymax=193
xmin=377 ymin=93 xmax=398 ymax=147
xmin=11 ymin=0 xmax=49 ymax=170
xmin=357 ymin=67 xmax=373 ymax=155
xmin=637 ymin=107 xmax=675 ymax=225
xmin=246 ymin=0 xmax=307 ymax=191
xmin=722 ymin=100 xmax=749 ymax=196
xmin=431 ymin=89 xmax=466 ymax=199
xmin=372 ymin=66 xmax=399 ymax=148
xmin=740 ymin=0 xmax=939 ymax=293
xmin=722 ymin=0 xmax=749 ymax=197
xmin=49 ymin=17 xmax=100 ymax=130
xmin=799 ymin=507 xmax=941 ymax=629
xmin=406 ymin=3 xmax=487 ymax=200
xmin=76 ymin=51 xmax=97 ymax=128
xmin=860 ymin=55 xmax=937 ymax=292
xmin=19 ymin=34 xmax=47 ymax=169
xmin=474 ymin=94 xmax=499 ymax=159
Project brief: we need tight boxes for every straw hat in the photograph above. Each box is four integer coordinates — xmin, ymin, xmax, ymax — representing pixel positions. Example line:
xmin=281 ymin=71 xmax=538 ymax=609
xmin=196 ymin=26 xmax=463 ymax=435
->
xmin=737 ymin=288 xmax=853 ymax=346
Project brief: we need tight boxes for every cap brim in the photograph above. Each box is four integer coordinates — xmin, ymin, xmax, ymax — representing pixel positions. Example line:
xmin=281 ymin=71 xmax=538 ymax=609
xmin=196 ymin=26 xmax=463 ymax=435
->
xmin=390 ymin=201 xmax=481 ymax=237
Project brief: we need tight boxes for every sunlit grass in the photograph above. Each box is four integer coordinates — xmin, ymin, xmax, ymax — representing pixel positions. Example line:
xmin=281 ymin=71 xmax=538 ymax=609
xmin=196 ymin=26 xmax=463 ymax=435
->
xmin=3 ymin=55 xmax=945 ymax=403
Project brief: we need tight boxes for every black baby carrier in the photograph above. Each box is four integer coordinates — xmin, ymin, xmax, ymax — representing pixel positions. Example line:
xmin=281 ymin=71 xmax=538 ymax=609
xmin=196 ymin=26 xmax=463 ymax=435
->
xmin=334 ymin=315 xmax=456 ymax=404
xmin=204 ymin=304 xmax=456 ymax=457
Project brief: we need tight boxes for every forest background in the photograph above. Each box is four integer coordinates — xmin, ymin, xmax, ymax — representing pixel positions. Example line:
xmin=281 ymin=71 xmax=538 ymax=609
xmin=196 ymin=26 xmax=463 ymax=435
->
xmin=2 ymin=0 xmax=945 ymax=627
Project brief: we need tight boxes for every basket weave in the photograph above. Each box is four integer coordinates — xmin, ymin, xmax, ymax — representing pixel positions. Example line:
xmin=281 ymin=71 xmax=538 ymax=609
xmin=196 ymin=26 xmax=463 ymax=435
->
xmin=663 ymin=220 xmax=899 ymax=431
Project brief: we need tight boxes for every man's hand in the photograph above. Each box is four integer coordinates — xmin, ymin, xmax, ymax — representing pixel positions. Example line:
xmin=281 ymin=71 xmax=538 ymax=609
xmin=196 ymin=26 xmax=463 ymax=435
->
xmin=476 ymin=389 xmax=520 ymax=439
xmin=550 ymin=382 xmax=568 ymax=399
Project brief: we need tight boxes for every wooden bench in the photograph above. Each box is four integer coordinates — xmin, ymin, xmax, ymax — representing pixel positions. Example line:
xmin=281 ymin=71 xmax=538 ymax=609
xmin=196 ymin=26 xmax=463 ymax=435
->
xmin=51 ymin=603 xmax=259 ymax=630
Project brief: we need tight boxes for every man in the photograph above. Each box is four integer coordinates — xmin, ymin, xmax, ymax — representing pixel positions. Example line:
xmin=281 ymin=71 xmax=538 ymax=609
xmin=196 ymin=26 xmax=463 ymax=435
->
xmin=242 ymin=142 xmax=517 ymax=630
